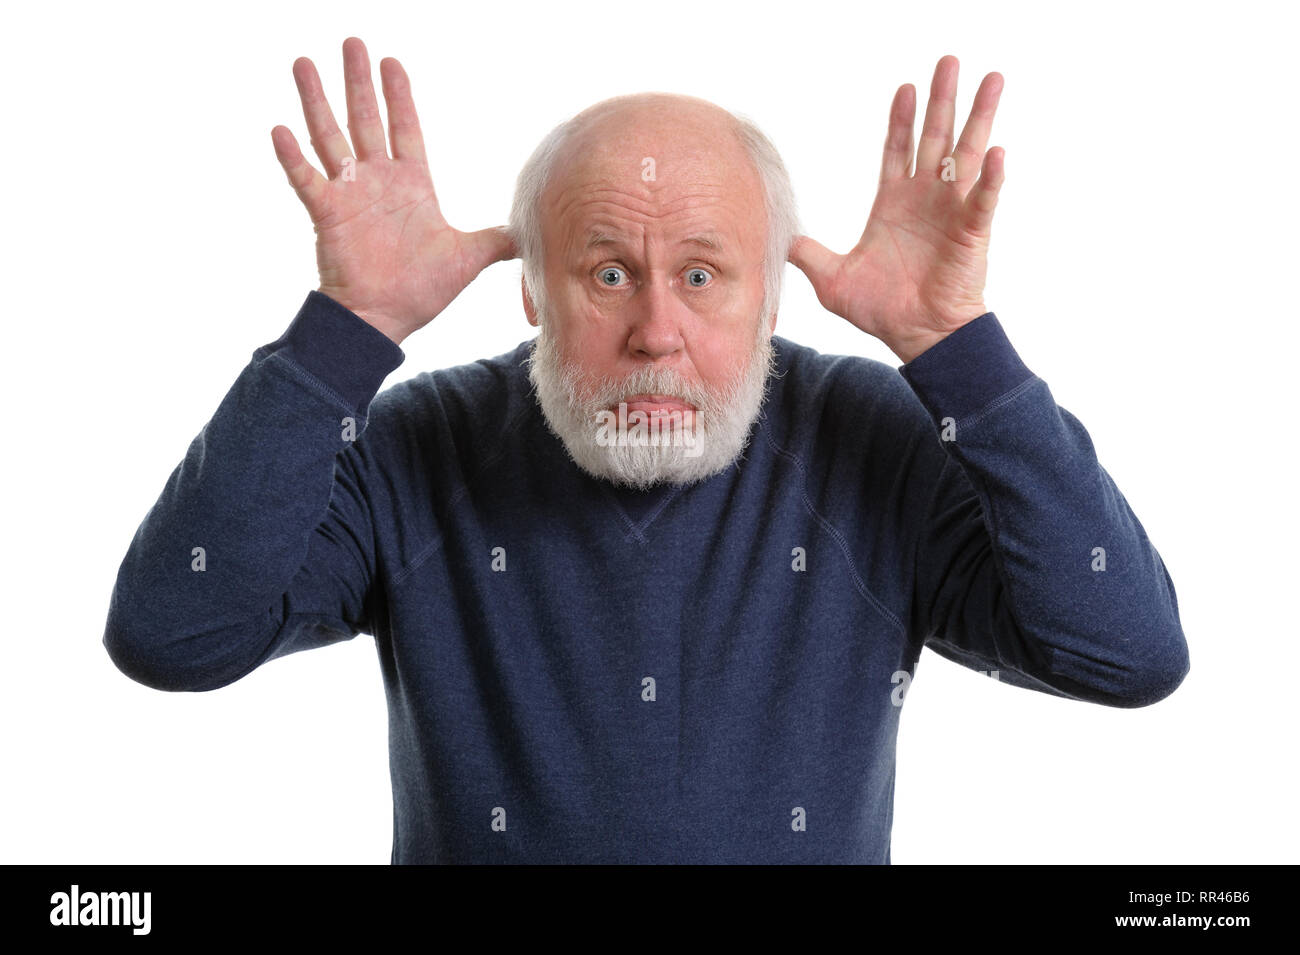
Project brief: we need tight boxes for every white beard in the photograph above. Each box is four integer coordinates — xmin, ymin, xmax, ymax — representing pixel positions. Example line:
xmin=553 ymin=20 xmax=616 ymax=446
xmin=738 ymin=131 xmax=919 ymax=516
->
xmin=525 ymin=309 xmax=777 ymax=491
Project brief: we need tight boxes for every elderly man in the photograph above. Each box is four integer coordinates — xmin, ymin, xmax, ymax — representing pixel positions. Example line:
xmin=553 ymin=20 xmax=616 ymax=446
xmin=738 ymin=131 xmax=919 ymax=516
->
xmin=104 ymin=37 xmax=1189 ymax=863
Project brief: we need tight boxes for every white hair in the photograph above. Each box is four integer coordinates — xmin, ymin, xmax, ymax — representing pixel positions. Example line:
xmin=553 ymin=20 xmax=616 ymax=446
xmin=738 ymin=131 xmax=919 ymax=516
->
xmin=507 ymin=96 xmax=801 ymax=324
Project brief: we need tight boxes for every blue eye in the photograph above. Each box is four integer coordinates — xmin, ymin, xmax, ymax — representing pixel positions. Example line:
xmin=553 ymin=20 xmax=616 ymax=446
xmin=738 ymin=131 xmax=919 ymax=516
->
xmin=686 ymin=268 xmax=712 ymax=287
xmin=598 ymin=267 xmax=627 ymax=287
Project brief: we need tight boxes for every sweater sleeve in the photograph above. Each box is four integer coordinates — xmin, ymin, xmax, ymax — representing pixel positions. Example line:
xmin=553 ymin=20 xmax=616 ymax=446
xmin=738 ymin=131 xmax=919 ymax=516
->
xmin=103 ymin=291 xmax=406 ymax=692
xmin=899 ymin=313 xmax=1189 ymax=707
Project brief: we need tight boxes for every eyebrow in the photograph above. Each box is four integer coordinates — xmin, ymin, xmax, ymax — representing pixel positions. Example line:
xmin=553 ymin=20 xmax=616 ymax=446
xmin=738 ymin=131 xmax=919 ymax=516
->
xmin=583 ymin=230 xmax=726 ymax=253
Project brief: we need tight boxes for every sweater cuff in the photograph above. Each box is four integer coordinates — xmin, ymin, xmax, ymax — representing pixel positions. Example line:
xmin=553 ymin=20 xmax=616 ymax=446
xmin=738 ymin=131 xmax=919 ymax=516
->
xmin=264 ymin=290 xmax=406 ymax=413
xmin=898 ymin=312 xmax=1034 ymax=424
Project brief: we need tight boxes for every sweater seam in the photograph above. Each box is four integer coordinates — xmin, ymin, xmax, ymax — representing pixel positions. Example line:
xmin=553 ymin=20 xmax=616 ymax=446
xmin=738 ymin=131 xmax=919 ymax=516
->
xmin=759 ymin=421 xmax=906 ymax=637
xmin=597 ymin=482 xmax=651 ymax=543
xmin=951 ymin=374 xmax=1040 ymax=431
xmin=263 ymin=350 xmax=369 ymax=418
xmin=389 ymin=398 xmax=536 ymax=590
xmin=929 ymin=380 xmax=1063 ymax=679
xmin=968 ymin=380 xmax=1055 ymax=676
xmin=599 ymin=482 xmax=686 ymax=543
xmin=631 ymin=486 xmax=684 ymax=538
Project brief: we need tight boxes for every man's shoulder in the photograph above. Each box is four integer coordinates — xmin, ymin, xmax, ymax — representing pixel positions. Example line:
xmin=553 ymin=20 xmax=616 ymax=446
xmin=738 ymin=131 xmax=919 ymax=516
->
xmin=760 ymin=333 xmax=945 ymax=534
xmin=372 ymin=338 xmax=534 ymax=420
xmin=771 ymin=333 xmax=902 ymax=387
xmin=767 ymin=334 xmax=929 ymax=440
xmin=358 ymin=337 xmax=537 ymax=472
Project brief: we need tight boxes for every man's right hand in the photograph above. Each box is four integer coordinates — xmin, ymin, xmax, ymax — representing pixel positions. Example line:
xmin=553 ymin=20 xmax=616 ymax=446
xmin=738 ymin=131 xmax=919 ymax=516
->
xmin=271 ymin=37 xmax=516 ymax=346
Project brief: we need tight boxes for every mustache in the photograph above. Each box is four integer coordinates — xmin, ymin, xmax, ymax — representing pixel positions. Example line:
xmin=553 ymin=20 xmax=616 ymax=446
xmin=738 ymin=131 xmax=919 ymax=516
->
xmin=524 ymin=306 xmax=777 ymax=435
xmin=575 ymin=369 xmax=708 ymax=411
xmin=567 ymin=370 xmax=736 ymax=428
xmin=543 ymin=339 xmax=758 ymax=423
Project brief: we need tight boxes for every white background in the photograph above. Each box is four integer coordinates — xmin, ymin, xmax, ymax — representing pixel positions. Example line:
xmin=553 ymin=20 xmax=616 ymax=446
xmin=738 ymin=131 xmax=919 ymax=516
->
xmin=2 ymin=0 xmax=1295 ymax=864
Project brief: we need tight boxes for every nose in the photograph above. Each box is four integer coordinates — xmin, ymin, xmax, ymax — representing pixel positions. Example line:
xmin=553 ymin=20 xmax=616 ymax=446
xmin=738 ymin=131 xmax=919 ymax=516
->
xmin=626 ymin=271 xmax=687 ymax=361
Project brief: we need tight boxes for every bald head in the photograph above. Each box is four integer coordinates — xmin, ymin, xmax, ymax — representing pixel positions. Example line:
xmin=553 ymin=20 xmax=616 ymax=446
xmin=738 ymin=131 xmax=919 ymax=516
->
xmin=554 ymin=92 xmax=755 ymax=175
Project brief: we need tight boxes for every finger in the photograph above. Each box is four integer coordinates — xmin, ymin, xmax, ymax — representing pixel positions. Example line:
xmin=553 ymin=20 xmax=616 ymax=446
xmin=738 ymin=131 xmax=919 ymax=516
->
xmin=380 ymin=57 xmax=429 ymax=166
xmin=915 ymin=55 xmax=959 ymax=179
xmin=293 ymin=56 xmax=353 ymax=179
xmin=962 ymin=147 xmax=1005 ymax=236
xmin=879 ymin=84 xmax=916 ymax=183
xmin=342 ymin=37 xmax=389 ymax=161
xmin=787 ymin=235 xmax=842 ymax=294
xmin=953 ymin=71 xmax=1004 ymax=183
xmin=271 ymin=125 xmax=329 ymax=217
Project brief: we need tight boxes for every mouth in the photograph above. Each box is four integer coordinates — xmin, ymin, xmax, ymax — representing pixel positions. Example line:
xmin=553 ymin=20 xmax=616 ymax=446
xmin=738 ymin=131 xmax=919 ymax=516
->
xmin=615 ymin=394 xmax=698 ymax=416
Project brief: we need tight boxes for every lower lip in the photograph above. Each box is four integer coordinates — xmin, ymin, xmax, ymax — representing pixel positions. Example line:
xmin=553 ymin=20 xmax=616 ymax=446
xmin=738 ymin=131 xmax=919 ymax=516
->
xmin=621 ymin=401 xmax=695 ymax=416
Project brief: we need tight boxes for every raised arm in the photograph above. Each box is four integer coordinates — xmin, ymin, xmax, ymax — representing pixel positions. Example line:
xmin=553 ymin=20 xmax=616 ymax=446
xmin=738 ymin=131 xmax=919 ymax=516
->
xmin=900 ymin=316 xmax=1188 ymax=706
xmin=104 ymin=37 xmax=515 ymax=690
xmin=792 ymin=56 xmax=1188 ymax=705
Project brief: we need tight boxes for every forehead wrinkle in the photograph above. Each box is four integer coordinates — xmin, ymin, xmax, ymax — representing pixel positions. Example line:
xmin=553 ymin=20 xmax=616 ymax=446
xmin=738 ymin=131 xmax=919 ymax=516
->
xmin=570 ymin=218 xmax=736 ymax=263
xmin=548 ymin=182 xmax=741 ymax=225
xmin=551 ymin=193 xmax=749 ymax=256
xmin=544 ymin=158 xmax=760 ymax=268
xmin=585 ymin=230 xmax=725 ymax=252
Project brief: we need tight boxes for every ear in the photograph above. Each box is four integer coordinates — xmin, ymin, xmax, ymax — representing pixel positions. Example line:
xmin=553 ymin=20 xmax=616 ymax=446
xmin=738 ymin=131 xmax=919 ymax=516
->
xmin=522 ymin=276 xmax=539 ymax=327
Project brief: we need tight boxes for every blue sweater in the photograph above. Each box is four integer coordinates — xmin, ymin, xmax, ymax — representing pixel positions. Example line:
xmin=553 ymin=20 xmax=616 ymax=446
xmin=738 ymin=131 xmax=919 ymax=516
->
xmin=103 ymin=291 xmax=1190 ymax=863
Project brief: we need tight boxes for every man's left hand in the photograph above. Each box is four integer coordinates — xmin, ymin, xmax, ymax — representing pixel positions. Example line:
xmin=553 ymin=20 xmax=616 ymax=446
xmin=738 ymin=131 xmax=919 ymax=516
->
xmin=790 ymin=55 xmax=1005 ymax=363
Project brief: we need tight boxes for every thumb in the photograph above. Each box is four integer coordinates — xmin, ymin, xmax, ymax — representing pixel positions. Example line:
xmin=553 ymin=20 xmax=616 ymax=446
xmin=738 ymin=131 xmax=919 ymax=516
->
xmin=462 ymin=225 xmax=519 ymax=274
xmin=788 ymin=236 xmax=841 ymax=297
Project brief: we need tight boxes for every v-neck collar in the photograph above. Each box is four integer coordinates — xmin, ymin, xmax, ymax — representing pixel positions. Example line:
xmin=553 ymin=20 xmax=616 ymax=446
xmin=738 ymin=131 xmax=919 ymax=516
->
xmin=597 ymin=479 xmax=685 ymax=541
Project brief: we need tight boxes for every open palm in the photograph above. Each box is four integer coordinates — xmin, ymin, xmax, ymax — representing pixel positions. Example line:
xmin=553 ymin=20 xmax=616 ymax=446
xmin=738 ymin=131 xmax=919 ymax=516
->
xmin=790 ymin=56 xmax=1005 ymax=363
xmin=271 ymin=37 xmax=515 ymax=345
